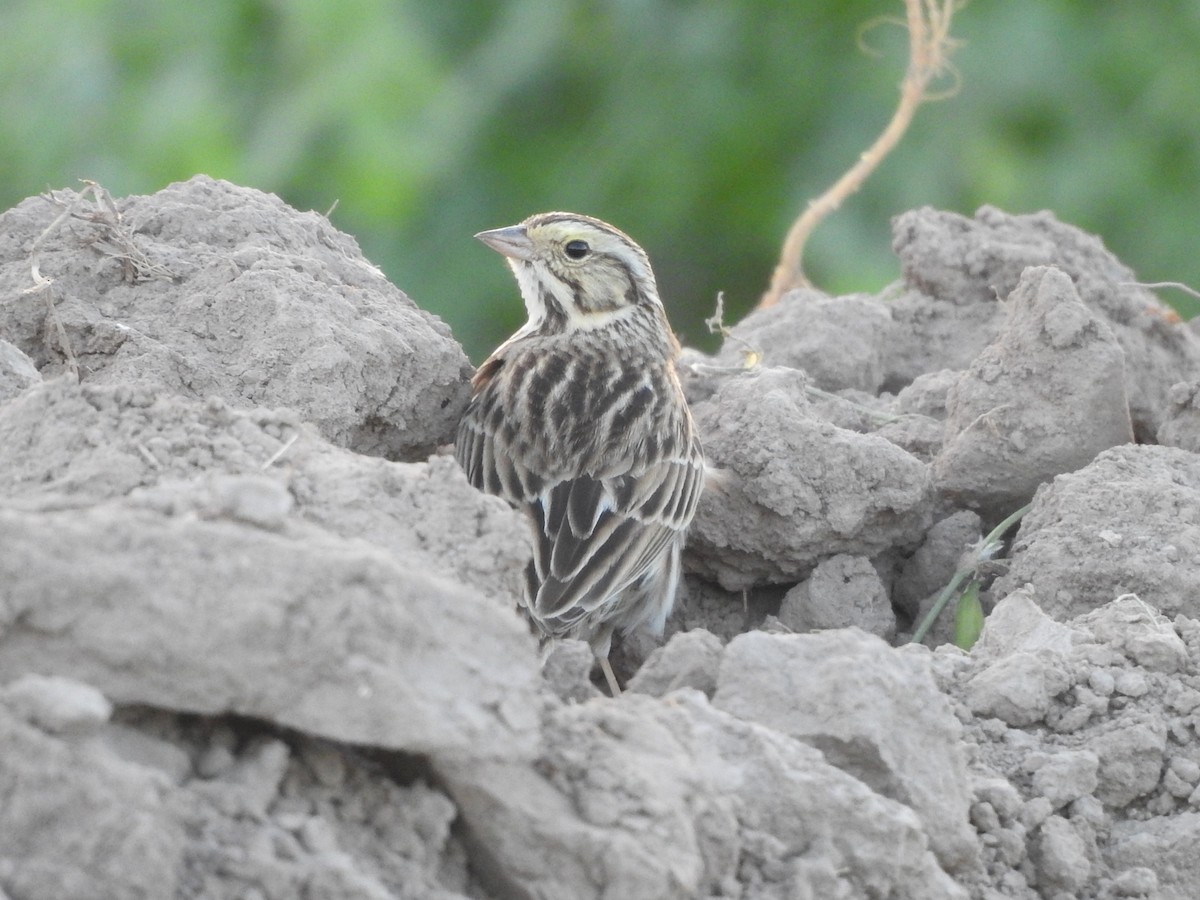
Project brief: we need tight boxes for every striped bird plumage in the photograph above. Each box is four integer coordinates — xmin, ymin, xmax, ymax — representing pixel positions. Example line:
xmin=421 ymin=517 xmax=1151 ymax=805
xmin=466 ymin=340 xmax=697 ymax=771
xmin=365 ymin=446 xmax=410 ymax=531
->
xmin=455 ymin=212 xmax=704 ymax=667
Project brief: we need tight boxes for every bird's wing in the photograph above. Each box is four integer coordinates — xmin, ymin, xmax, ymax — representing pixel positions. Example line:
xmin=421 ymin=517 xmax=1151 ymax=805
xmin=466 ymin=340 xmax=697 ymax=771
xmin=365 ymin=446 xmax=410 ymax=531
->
xmin=529 ymin=434 xmax=704 ymax=624
xmin=454 ymin=357 xmax=546 ymax=505
xmin=455 ymin=409 xmax=543 ymax=504
xmin=455 ymin=349 xmax=704 ymax=633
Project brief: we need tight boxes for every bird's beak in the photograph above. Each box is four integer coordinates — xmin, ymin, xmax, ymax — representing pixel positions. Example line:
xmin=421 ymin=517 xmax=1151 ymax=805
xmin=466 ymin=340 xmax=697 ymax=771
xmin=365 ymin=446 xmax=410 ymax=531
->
xmin=475 ymin=225 xmax=535 ymax=261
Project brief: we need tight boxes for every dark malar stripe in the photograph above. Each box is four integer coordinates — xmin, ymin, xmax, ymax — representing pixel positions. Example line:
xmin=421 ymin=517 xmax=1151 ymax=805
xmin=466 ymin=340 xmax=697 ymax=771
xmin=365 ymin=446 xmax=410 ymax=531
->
xmin=536 ymin=284 xmax=569 ymax=331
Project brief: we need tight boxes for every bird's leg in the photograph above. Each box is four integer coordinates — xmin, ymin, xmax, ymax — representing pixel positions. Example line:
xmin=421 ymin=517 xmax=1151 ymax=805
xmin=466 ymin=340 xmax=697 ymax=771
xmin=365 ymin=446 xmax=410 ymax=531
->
xmin=599 ymin=656 xmax=622 ymax=697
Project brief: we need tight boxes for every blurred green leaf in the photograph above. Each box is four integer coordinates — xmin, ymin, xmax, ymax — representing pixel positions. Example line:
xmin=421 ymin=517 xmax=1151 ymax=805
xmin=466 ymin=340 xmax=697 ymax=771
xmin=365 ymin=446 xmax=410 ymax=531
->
xmin=2 ymin=1 xmax=1197 ymax=360
xmin=954 ymin=581 xmax=985 ymax=651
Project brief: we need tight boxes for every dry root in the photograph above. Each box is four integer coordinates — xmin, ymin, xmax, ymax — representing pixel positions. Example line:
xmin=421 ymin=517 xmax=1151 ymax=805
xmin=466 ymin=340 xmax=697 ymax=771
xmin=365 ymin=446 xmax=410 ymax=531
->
xmin=759 ymin=0 xmax=962 ymax=309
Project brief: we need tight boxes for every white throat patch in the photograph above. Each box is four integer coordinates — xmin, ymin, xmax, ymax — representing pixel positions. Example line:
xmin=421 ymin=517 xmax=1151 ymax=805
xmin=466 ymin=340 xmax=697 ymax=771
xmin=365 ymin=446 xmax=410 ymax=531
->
xmin=510 ymin=258 xmax=642 ymax=332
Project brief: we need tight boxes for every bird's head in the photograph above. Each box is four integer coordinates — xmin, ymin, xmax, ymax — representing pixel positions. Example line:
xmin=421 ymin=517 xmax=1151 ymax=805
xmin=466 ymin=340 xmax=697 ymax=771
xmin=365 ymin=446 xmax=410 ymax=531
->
xmin=476 ymin=212 xmax=662 ymax=333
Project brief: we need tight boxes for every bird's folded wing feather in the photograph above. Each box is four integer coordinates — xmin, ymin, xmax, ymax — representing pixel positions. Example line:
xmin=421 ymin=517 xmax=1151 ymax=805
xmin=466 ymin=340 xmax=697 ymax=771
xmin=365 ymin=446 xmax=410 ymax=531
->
xmin=530 ymin=439 xmax=704 ymax=622
xmin=455 ymin=411 xmax=545 ymax=503
xmin=457 ymin=381 xmax=704 ymax=628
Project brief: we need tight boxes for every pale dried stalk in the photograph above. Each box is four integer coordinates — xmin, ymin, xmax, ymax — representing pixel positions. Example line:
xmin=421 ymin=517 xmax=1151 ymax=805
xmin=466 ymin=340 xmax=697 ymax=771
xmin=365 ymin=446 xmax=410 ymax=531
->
xmin=21 ymin=183 xmax=103 ymax=378
xmin=1129 ymin=281 xmax=1200 ymax=300
xmin=759 ymin=0 xmax=960 ymax=309
xmin=22 ymin=181 xmax=177 ymax=377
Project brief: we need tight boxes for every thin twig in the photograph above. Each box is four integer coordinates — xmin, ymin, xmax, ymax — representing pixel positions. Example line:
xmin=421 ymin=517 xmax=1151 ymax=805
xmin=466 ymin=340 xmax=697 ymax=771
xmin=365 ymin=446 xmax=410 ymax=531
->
xmin=39 ymin=285 xmax=79 ymax=377
xmin=1127 ymin=281 xmax=1200 ymax=300
xmin=705 ymin=292 xmax=762 ymax=367
xmin=760 ymin=0 xmax=961 ymax=308
xmin=21 ymin=181 xmax=178 ymax=377
xmin=80 ymin=180 xmax=178 ymax=283
xmin=26 ymin=188 xmax=91 ymax=287
xmin=261 ymin=433 xmax=300 ymax=469
xmin=135 ymin=443 xmax=162 ymax=470
xmin=22 ymin=185 xmax=100 ymax=378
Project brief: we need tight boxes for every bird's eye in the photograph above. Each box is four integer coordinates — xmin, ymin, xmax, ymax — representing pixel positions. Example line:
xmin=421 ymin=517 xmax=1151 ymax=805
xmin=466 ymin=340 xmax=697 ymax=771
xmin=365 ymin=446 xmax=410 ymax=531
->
xmin=564 ymin=239 xmax=590 ymax=260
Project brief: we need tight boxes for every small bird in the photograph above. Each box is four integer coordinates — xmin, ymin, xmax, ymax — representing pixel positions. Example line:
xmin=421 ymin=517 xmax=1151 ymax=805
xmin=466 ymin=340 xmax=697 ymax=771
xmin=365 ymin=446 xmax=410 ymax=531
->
xmin=455 ymin=212 xmax=704 ymax=695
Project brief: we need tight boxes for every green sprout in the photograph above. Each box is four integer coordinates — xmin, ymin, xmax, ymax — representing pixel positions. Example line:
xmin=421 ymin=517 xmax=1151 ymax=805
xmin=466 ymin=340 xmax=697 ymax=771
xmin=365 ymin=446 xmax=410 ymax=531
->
xmin=910 ymin=503 xmax=1032 ymax=649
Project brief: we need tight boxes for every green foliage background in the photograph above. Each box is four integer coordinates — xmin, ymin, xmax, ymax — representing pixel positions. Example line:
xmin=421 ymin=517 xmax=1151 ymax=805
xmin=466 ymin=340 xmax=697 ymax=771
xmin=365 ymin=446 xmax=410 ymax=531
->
xmin=3 ymin=1 xmax=1198 ymax=362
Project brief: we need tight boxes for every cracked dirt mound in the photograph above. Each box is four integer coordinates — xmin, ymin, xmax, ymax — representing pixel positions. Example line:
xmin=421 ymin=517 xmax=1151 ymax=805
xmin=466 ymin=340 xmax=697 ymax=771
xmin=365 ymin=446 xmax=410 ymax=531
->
xmin=2 ymin=178 xmax=1199 ymax=899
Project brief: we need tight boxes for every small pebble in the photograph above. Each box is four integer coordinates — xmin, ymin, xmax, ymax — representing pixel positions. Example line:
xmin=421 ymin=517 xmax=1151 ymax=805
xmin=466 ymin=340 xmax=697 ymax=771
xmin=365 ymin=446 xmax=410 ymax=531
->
xmin=1074 ymin=684 xmax=1108 ymax=713
xmin=1112 ymin=866 xmax=1158 ymax=896
xmin=271 ymin=826 xmax=305 ymax=861
xmin=974 ymin=778 xmax=1023 ymax=820
xmin=1035 ymin=815 xmax=1090 ymax=891
xmin=1022 ymin=751 xmax=1050 ymax=773
xmin=0 ymin=674 xmax=112 ymax=734
xmin=274 ymin=811 xmax=309 ymax=832
xmin=299 ymin=816 xmax=341 ymax=855
xmin=196 ymin=744 xmax=237 ymax=779
xmin=1005 ymin=728 xmax=1041 ymax=750
xmin=208 ymin=474 xmax=293 ymax=529
xmin=1049 ymin=704 xmax=1092 ymax=733
xmin=992 ymin=827 xmax=1026 ymax=867
xmin=101 ymin=723 xmax=193 ymax=784
xmin=999 ymin=870 xmax=1030 ymax=893
xmin=1087 ymin=669 xmax=1115 ymax=697
xmin=1169 ymin=756 xmax=1200 ymax=785
xmin=1020 ymin=796 xmax=1053 ymax=829
xmin=1165 ymin=685 xmax=1200 ymax=714
xmin=1161 ymin=768 xmax=1193 ymax=799
xmin=302 ymin=742 xmax=347 ymax=789
xmin=970 ymin=801 xmax=1001 ymax=833
xmin=1114 ymin=670 xmax=1149 ymax=698
xmin=1067 ymin=795 xmax=1105 ymax=826
xmin=980 ymin=718 xmax=1009 ymax=740
xmin=1031 ymin=750 xmax=1099 ymax=808
xmin=1145 ymin=791 xmax=1176 ymax=816
xmin=1125 ymin=630 xmax=1188 ymax=673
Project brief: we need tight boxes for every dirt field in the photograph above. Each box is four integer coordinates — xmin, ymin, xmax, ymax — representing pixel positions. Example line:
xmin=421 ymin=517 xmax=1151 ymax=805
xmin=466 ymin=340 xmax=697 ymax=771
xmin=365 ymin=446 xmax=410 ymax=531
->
xmin=2 ymin=177 xmax=1199 ymax=899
